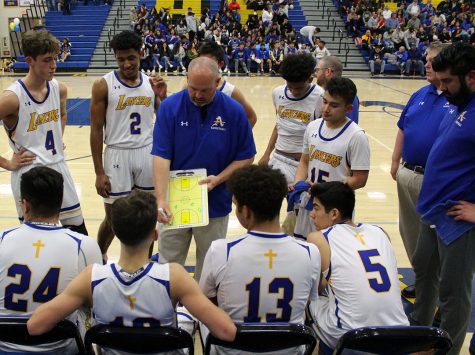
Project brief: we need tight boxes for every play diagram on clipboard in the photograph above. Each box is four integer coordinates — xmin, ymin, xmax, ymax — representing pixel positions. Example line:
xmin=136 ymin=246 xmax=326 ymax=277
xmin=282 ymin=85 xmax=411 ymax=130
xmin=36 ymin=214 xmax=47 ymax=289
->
xmin=164 ymin=169 xmax=209 ymax=230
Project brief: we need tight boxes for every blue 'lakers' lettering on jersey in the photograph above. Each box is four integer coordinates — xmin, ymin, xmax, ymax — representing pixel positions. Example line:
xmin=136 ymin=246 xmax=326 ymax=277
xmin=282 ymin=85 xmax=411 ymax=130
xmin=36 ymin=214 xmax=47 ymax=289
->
xmin=277 ymin=106 xmax=312 ymax=123
xmin=115 ymin=95 xmax=152 ymax=110
xmin=308 ymin=145 xmax=342 ymax=167
xmin=27 ymin=109 xmax=60 ymax=132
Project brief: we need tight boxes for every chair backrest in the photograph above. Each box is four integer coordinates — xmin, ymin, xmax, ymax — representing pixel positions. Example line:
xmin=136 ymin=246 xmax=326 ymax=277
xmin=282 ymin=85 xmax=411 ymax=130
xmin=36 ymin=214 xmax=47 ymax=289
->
xmin=84 ymin=324 xmax=194 ymax=355
xmin=333 ymin=326 xmax=453 ymax=355
xmin=0 ymin=317 xmax=86 ymax=354
xmin=204 ymin=323 xmax=317 ymax=355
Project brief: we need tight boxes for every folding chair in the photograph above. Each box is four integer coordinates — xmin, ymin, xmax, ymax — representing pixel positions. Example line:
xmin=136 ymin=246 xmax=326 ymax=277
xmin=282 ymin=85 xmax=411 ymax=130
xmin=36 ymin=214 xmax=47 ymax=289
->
xmin=84 ymin=324 xmax=194 ymax=355
xmin=0 ymin=317 xmax=86 ymax=354
xmin=333 ymin=326 xmax=453 ymax=355
xmin=204 ymin=323 xmax=317 ymax=355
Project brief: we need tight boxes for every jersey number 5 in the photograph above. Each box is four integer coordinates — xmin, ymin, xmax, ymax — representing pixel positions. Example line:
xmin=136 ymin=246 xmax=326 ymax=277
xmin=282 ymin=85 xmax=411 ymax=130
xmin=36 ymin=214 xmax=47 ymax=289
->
xmin=244 ymin=277 xmax=294 ymax=322
xmin=130 ymin=113 xmax=141 ymax=135
xmin=4 ymin=264 xmax=60 ymax=312
xmin=358 ymin=249 xmax=391 ymax=293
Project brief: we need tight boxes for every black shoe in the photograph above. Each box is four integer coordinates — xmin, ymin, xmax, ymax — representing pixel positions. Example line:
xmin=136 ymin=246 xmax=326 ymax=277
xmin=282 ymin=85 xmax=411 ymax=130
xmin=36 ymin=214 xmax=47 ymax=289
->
xmin=402 ymin=284 xmax=416 ymax=298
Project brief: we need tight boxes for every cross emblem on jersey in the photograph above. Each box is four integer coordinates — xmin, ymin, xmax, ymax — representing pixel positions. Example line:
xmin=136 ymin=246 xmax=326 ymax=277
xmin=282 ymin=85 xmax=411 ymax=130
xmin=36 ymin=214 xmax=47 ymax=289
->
xmin=127 ymin=295 xmax=136 ymax=311
xmin=354 ymin=233 xmax=365 ymax=245
xmin=264 ymin=249 xmax=277 ymax=269
xmin=32 ymin=240 xmax=45 ymax=258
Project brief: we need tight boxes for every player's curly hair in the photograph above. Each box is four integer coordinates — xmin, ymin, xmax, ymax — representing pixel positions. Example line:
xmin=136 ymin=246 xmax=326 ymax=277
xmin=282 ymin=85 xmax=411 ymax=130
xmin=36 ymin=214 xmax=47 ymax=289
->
xmin=110 ymin=30 xmax=142 ymax=53
xmin=279 ymin=53 xmax=316 ymax=83
xmin=326 ymin=77 xmax=357 ymax=105
xmin=227 ymin=165 xmax=287 ymax=223
xmin=310 ymin=181 xmax=354 ymax=221
xmin=111 ymin=190 xmax=157 ymax=246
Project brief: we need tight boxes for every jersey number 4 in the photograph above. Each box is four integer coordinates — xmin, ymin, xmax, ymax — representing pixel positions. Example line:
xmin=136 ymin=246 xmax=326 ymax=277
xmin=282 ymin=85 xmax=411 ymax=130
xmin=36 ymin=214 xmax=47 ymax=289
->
xmin=244 ymin=277 xmax=294 ymax=322
xmin=4 ymin=264 xmax=60 ymax=312
xmin=45 ymin=130 xmax=57 ymax=155
xmin=358 ymin=249 xmax=391 ymax=293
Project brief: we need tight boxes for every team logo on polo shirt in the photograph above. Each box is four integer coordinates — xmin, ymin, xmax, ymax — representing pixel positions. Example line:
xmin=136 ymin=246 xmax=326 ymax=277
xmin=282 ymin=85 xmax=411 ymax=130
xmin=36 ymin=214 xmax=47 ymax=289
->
xmin=211 ymin=116 xmax=226 ymax=131
xmin=455 ymin=111 xmax=467 ymax=127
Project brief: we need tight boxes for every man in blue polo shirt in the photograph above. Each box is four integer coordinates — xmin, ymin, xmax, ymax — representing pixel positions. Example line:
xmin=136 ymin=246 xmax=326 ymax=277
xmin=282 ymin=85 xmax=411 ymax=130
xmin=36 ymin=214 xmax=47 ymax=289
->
xmin=152 ymin=57 xmax=256 ymax=281
xmin=390 ymin=42 xmax=455 ymax=299
xmin=411 ymin=42 xmax=475 ymax=355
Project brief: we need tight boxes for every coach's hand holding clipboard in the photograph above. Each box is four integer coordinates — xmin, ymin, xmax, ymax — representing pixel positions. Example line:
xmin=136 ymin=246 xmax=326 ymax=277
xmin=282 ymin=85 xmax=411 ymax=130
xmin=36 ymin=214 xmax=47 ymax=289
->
xmin=160 ymin=169 xmax=209 ymax=230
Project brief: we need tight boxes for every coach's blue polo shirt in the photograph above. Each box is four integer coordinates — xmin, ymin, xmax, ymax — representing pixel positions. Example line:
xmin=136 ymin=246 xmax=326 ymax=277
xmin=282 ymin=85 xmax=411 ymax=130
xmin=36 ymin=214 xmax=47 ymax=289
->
xmin=152 ymin=89 xmax=256 ymax=218
xmin=397 ymin=83 xmax=456 ymax=167
xmin=417 ymin=92 xmax=475 ymax=244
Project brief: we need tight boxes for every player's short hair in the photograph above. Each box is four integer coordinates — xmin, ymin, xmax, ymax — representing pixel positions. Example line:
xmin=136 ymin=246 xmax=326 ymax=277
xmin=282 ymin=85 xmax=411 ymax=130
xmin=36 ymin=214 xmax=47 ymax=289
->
xmin=319 ymin=56 xmax=343 ymax=77
xmin=326 ymin=77 xmax=357 ymax=105
xmin=21 ymin=29 xmax=60 ymax=59
xmin=431 ymin=42 xmax=475 ymax=77
xmin=111 ymin=190 xmax=157 ymax=247
xmin=279 ymin=53 xmax=316 ymax=83
xmin=198 ymin=41 xmax=225 ymax=63
xmin=110 ymin=31 xmax=142 ymax=53
xmin=310 ymin=181 xmax=354 ymax=220
xmin=20 ymin=166 xmax=63 ymax=218
xmin=228 ymin=165 xmax=287 ymax=223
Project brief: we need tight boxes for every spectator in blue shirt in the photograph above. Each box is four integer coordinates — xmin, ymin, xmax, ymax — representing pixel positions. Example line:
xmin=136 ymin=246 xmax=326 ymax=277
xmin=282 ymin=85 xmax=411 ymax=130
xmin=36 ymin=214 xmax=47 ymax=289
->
xmin=257 ymin=42 xmax=271 ymax=74
xmin=232 ymin=43 xmax=250 ymax=74
xmin=405 ymin=43 xmax=424 ymax=76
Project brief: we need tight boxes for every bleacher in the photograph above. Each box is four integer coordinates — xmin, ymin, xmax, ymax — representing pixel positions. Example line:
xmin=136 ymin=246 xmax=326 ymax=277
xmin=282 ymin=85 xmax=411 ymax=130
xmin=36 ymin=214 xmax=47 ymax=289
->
xmin=13 ymin=2 xmax=111 ymax=71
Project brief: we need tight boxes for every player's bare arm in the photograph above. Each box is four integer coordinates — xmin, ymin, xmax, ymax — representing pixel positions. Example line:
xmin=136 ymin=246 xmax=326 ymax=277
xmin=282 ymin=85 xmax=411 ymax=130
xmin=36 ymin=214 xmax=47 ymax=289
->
xmin=345 ymin=170 xmax=369 ymax=190
xmin=90 ymin=78 xmax=110 ymax=198
xmin=149 ymin=75 xmax=167 ymax=111
xmin=307 ymin=231 xmax=330 ymax=292
xmin=290 ymin=153 xmax=310 ymax=190
xmin=258 ymin=125 xmax=277 ymax=166
xmin=231 ymin=87 xmax=257 ymax=128
xmin=200 ymin=157 xmax=254 ymax=192
xmin=153 ymin=155 xmax=172 ymax=223
xmin=27 ymin=266 xmax=93 ymax=335
xmin=390 ymin=128 xmax=404 ymax=181
xmin=58 ymin=82 xmax=68 ymax=134
xmin=0 ymin=91 xmax=36 ymax=170
xmin=170 ymin=263 xmax=236 ymax=342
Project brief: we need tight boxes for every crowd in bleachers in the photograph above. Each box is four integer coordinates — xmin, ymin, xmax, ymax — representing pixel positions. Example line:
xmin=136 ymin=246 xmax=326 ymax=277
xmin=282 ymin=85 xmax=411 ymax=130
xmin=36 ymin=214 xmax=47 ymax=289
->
xmin=129 ymin=0 xmax=331 ymax=74
xmin=339 ymin=0 xmax=475 ymax=75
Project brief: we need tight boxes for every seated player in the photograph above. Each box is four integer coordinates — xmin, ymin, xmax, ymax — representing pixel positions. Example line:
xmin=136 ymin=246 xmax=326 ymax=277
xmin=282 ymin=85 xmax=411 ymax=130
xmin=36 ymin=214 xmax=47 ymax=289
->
xmin=27 ymin=190 xmax=237 ymax=353
xmin=291 ymin=78 xmax=370 ymax=240
xmin=307 ymin=182 xmax=409 ymax=354
xmin=199 ymin=165 xmax=321 ymax=353
xmin=0 ymin=166 xmax=101 ymax=354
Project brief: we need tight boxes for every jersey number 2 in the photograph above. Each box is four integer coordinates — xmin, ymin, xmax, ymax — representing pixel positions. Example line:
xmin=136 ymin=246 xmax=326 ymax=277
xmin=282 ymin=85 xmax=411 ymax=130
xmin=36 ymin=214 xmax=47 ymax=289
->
xmin=4 ymin=264 xmax=60 ymax=312
xmin=130 ymin=113 xmax=141 ymax=134
xmin=244 ymin=277 xmax=294 ymax=322
xmin=358 ymin=249 xmax=391 ymax=293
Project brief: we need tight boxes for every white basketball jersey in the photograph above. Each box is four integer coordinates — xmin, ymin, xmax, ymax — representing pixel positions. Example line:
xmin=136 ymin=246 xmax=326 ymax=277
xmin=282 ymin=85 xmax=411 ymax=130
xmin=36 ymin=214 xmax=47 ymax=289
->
xmin=200 ymin=231 xmax=320 ymax=324
xmin=0 ymin=223 xmax=84 ymax=353
xmin=303 ymin=118 xmax=369 ymax=183
xmin=91 ymin=262 xmax=175 ymax=328
xmin=315 ymin=223 xmax=408 ymax=347
xmin=5 ymin=79 xmax=64 ymax=165
xmin=273 ymin=84 xmax=324 ymax=154
xmin=103 ymin=71 xmax=155 ymax=148
xmin=219 ymin=80 xmax=235 ymax=97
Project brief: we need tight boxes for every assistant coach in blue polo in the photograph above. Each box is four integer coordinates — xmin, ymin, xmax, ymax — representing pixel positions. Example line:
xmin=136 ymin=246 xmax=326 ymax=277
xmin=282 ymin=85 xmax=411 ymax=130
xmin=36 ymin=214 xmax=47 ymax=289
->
xmin=152 ymin=57 xmax=256 ymax=281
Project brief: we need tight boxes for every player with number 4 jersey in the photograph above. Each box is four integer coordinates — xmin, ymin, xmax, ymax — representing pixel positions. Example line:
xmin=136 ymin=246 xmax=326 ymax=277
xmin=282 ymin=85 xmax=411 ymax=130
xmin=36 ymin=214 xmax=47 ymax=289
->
xmin=307 ymin=182 xmax=408 ymax=353
xmin=90 ymin=31 xmax=167 ymax=258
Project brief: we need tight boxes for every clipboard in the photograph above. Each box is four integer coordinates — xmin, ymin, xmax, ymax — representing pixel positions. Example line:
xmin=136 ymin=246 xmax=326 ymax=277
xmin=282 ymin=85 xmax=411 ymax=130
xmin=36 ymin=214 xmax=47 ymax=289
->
xmin=163 ymin=169 xmax=209 ymax=230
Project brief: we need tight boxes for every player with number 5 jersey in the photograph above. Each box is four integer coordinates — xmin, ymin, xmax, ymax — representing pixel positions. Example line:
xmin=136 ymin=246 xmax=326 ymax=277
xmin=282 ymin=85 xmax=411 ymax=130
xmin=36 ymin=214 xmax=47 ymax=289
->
xmin=0 ymin=30 xmax=87 ymax=235
xmin=306 ymin=182 xmax=408 ymax=353
xmin=90 ymin=31 xmax=167 ymax=259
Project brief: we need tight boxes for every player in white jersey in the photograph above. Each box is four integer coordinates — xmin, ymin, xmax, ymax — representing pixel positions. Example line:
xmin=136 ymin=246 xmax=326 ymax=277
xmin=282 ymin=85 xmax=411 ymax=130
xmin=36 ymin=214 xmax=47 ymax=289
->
xmin=0 ymin=167 xmax=101 ymax=354
xmin=0 ymin=30 xmax=87 ymax=234
xmin=291 ymin=78 xmax=370 ymax=240
xmin=306 ymin=182 xmax=408 ymax=353
xmin=259 ymin=53 xmax=324 ymax=184
xmin=200 ymin=165 xmax=320 ymax=353
xmin=197 ymin=41 xmax=257 ymax=128
xmin=27 ymin=190 xmax=237 ymax=353
xmin=90 ymin=31 xmax=167 ymax=258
